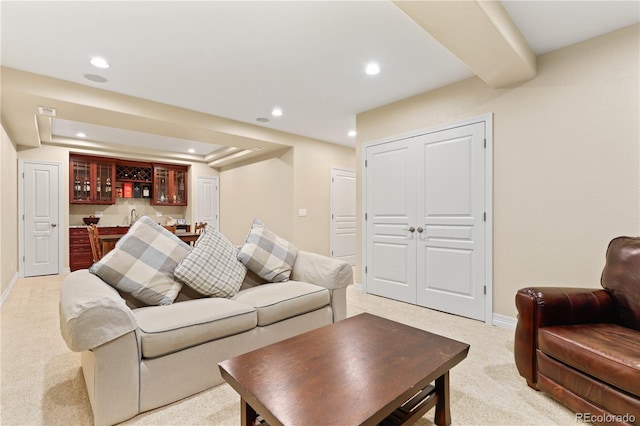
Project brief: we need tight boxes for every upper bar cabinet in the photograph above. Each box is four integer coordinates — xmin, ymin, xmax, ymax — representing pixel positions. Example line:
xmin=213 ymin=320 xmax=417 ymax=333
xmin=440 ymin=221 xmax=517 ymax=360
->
xmin=152 ymin=163 xmax=188 ymax=206
xmin=70 ymin=155 xmax=116 ymax=204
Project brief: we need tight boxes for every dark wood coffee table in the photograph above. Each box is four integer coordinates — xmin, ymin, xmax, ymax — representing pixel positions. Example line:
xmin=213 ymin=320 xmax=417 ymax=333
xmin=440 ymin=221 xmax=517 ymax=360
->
xmin=219 ymin=313 xmax=469 ymax=426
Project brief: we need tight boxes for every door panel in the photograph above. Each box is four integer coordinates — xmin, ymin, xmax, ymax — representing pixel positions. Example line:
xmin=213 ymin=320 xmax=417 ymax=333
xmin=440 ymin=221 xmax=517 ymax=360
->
xmin=365 ymin=142 xmax=416 ymax=303
xmin=416 ymin=122 xmax=485 ymax=320
xmin=196 ymin=176 xmax=219 ymax=229
xmin=330 ymin=169 xmax=356 ymax=265
xmin=24 ymin=162 xmax=60 ymax=277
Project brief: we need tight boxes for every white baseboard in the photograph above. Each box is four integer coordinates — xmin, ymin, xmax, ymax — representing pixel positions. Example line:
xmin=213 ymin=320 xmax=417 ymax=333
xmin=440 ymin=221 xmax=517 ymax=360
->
xmin=492 ymin=313 xmax=517 ymax=330
xmin=1 ymin=272 xmax=20 ymax=307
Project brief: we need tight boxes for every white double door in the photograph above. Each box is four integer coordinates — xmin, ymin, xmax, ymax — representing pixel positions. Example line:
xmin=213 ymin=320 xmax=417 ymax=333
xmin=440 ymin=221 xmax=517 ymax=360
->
xmin=365 ymin=122 xmax=487 ymax=321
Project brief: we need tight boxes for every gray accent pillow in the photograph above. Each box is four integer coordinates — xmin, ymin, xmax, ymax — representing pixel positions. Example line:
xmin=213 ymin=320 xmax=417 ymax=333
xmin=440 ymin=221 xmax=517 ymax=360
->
xmin=174 ymin=227 xmax=247 ymax=298
xmin=89 ymin=216 xmax=191 ymax=305
xmin=237 ymin=219 xmax=298 ymax=282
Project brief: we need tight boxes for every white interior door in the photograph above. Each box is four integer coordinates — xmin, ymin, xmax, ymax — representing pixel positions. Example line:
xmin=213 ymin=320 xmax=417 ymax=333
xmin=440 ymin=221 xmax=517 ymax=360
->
xmin=416 ymin=122 xmax=486 ymax=320
xmin=23 ymin=162 xmax=60 ymax=277
xmin=364 ymin=118 xmax=489 ymax=321
xmin=365 ymin=141 xmax=417 ymax=303
xmin=196 ymin=176 xmax=219 ymax=229
xmin=330 ymin=168 xmax=356 ymax=265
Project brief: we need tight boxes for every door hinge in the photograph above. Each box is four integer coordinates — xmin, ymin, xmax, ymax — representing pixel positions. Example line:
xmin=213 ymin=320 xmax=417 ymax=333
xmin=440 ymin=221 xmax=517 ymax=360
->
xmin=365 ymin=160 xmax=368 ymax=167
xmin=365 ymin=266 xmax=368 ymax=274
xmin=484 ymin=285 xmax=486 ymax=295
xmin=23 ymin=255 xmax=25 ymax=262
xmin=365 ymin=213 xmax=368 ymax=220
xmin=332 ymin=177 xmax=334 ymax=183
xmin=484 ymin=138 xmax=486 ymax=148
xmin=331 ymin=250 xmax=334 ymax=256
xmin=332 ymin=214 xmax=334 ymax=220
xmin=483 ymin=212 xmax=486 ymax=222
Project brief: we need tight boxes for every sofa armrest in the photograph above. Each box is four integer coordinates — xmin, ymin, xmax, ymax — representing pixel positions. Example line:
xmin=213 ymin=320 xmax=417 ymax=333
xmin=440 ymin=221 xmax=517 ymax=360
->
xmin=291 ymin=250 xmax=353 ymax=290
xmin=60 ymin=269 xmax=138 ymax=352
xmin=514 ymin=286 xmax=614 ymax=388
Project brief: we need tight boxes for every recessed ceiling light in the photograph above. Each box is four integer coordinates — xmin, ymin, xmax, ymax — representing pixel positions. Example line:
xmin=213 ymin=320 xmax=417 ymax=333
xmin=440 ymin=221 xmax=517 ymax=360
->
xmin=271 ymin=108 xmax=283 ymax=117
xmin=90 ymin=56 xmax=110 ymax=69
xmin=84 ymin=74 xmax=108 ymax=83
xmin=256 ymin=117 xmax=270 ymax=123
xmin=365 ymin=62 xmax=380 ymax=75
xmin=348 ymin=130 xmax=357 ymax=137
xmin=188 ymin=148 xmax=196 ymax=154
xmin=75 ymin=132 xmax=87 ymax=138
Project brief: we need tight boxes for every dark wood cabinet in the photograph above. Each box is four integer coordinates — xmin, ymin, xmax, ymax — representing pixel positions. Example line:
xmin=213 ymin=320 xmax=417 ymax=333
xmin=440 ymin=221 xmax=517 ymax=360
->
xmin=152 ymin=163 xmax=188 ymax=206
xmin=70 ymin=155 xmax=116 ymax=204
xmin=69 ymin=226 xmax=129 ymax=271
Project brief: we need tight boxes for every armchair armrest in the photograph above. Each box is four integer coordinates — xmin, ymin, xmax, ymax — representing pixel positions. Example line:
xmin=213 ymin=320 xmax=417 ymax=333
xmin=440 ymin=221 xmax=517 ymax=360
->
xmin=59 ymin=270 xmax=138 ymax=352
xmin=514 ymin=286 xmax=615 ymax=388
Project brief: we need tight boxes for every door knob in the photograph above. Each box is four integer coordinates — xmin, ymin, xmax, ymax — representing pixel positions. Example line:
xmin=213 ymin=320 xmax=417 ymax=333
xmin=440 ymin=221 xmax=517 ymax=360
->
xmin=402 ymin=226 xmax=416 ymax=233
xmin=416 ymin=227 xmax=424 ymax=233
xmin=51 ymin=223 xmax=58 ymax=228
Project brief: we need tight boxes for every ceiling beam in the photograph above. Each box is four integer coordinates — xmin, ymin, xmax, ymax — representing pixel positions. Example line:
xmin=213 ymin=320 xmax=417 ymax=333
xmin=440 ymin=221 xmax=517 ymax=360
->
xmin=393 ymin=0 xmax=537 ymax=88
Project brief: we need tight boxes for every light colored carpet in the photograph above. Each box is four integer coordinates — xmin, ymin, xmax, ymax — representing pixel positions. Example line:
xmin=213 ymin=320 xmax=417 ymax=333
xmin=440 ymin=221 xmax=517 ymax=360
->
xmin=1 ymin=275 xmax=576 ymax=425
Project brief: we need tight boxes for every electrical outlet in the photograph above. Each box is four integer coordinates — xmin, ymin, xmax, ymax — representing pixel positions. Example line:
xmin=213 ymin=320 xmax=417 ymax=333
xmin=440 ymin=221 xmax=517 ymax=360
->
xmin=298 ymin=208 xmax=307 ymax=217
xmin=156 ymin=211 xmax=163 ymax=217
xmin=94 ymin=211 xmax=103 ymax=218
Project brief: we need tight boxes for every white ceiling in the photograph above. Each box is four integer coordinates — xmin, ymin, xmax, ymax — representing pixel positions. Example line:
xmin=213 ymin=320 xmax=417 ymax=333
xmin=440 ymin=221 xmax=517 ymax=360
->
xmin=2 ymin=1 xmax=638 ymax=154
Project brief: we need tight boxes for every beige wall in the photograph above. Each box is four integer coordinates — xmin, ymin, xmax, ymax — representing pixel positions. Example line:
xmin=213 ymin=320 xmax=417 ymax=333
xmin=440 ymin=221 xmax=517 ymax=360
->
xmin=220 ymin=139 xmax=356 ymax=255
xmin=220 ymin=150 xmax=295 ymax=245
xmin=293 ymin=140 xmax=356 ymax=255
xmin=1 ymin=125 xmax=19 ymax=296
xmin=357 ymin=24 xmax=640 ymax=318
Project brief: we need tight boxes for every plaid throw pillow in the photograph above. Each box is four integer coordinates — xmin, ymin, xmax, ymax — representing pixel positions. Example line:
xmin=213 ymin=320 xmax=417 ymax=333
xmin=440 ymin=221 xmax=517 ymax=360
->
xmin=89 ymin=216 xmax=191 ymax=305
xmin=237 ymin=219 xmax=298 ymax=282
xmin=174 ymin=227 xmax=247 ymax=298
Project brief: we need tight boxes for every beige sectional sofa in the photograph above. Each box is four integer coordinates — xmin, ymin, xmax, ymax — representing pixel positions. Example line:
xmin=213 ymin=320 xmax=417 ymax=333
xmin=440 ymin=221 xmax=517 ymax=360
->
xmin=59 ymin=250 xmax=352 ymax=426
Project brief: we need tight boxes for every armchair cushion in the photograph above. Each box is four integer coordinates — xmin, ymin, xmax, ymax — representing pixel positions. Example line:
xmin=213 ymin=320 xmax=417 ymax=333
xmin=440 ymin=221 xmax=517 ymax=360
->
xmin=538 ymin=323 xmax=640 ymax=397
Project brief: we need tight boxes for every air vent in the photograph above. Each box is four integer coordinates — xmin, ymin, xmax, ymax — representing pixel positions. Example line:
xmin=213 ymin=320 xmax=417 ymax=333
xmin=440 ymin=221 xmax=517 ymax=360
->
xmin=38 ymin=106 xmax=57 ymax=116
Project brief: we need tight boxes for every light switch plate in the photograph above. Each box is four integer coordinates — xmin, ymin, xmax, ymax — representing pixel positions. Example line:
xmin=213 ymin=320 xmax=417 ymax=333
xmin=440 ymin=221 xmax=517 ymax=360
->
xmin=298 ymin=208 xmax=307 ymax=217
xmin=94 ymin=211 xmax=103 ymax=218
xmin=156 ymin=211 xmax=163 ymax=217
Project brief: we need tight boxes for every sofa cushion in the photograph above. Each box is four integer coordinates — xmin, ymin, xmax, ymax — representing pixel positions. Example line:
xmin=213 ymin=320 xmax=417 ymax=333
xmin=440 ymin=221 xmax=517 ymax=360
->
xmin=174 ymin=227 xmax=247 ymax=297
xmin=538 ymin=323 xmax=640 ymax=397
xmin=238 ymin=219 xmax=298 ymax=282
xmin=133 ymin=298 xmax=257 ymax=358
xmin=89 ymin=216 xmax=191 ymax=306
xmin=601 ymin=236 xmax=640 ymax=331
xmin=232 ymin=281 xmax=330 ymax=326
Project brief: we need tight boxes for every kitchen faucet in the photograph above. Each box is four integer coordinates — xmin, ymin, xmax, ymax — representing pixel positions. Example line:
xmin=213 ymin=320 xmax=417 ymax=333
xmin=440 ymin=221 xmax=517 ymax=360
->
xmin=130 ymin=208 xmax=138 ymax=225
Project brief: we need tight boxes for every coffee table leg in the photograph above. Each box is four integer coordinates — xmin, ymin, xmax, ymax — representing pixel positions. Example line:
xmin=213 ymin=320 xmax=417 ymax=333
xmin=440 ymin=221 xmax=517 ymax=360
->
xmin=240 ymin=397 xmax=259 ymax=426
xmin=434 ymin=372 xmax=451 ymax=426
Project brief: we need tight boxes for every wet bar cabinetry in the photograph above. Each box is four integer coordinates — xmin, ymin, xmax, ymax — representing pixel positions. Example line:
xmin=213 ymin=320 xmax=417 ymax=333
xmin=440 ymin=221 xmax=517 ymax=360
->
xmin=69 ymin=226 xmax=128 ymax=271
xmin=152 ymin=163 xmax=188 ymax=206
xmin=116 ymin=160 xmax=152 ymax=199
xmin=70 ymin=155 xmax=116 ymax=204
xmin=68 ymin=155 xmax=188 ymax=205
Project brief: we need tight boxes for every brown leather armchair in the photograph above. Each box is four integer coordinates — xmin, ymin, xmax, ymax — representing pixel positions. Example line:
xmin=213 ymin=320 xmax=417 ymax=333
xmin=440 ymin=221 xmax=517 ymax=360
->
xmin=515 ymin=236 xmax=640 ymax=425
